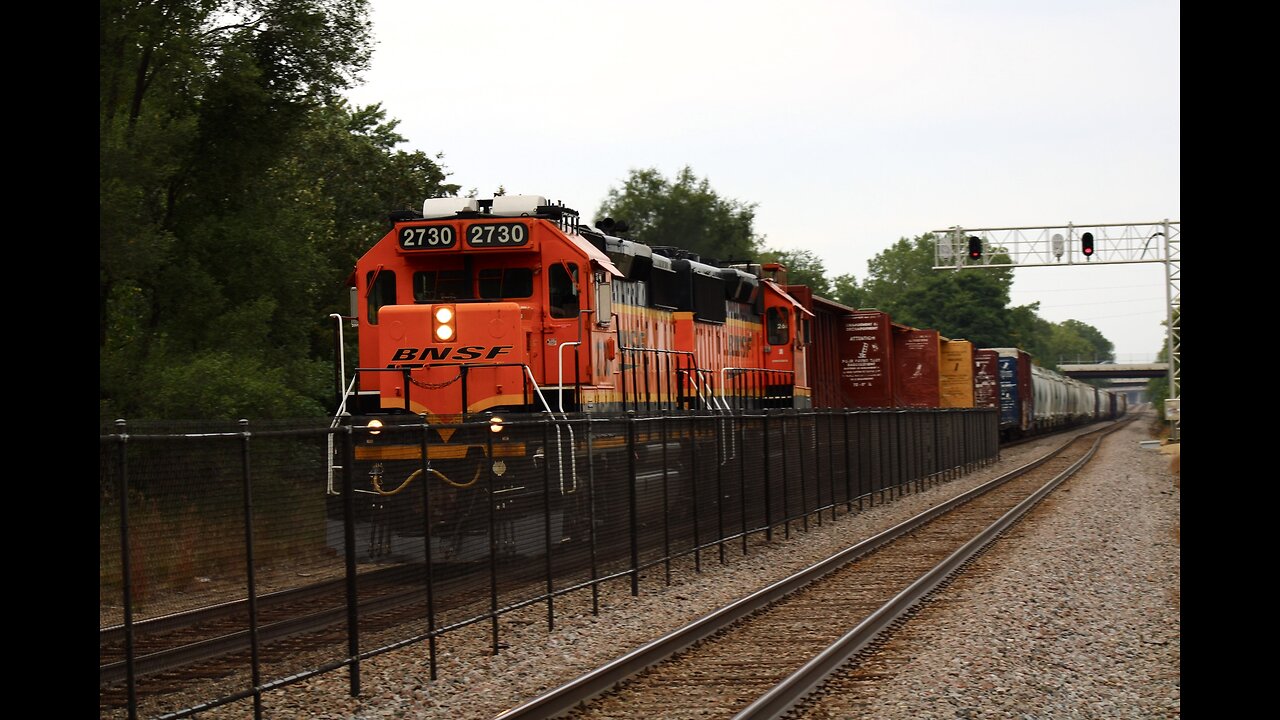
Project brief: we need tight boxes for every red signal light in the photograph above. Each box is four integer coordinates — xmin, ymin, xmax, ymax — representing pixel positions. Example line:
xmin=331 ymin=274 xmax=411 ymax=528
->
xmin=1081 ymin=232 xmax=1095 ymax=257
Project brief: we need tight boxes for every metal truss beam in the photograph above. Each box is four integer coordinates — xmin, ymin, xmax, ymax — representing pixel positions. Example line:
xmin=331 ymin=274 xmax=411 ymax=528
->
xmin=931 ymin=220 xmax=1180 ymax=441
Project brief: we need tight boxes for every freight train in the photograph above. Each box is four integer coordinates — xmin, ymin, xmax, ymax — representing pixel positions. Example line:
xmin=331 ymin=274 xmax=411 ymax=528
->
xmin=327 ymin=194 xmax=1124 ymax=560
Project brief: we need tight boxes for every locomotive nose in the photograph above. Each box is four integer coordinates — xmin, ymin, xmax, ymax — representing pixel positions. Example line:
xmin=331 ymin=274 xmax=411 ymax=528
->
xmin=374 ymin=302 xmax=527 ymax=416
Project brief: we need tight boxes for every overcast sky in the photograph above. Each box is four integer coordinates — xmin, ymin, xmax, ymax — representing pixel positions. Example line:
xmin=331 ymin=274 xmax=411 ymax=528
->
xmin=343 ymin=0 xmax=1180 ymax=362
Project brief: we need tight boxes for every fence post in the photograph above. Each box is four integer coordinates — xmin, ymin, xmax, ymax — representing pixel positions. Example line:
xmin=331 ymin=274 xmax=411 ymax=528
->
xmin=661 ymin=413 xmax=672 ymax=585
xmin=627 ymin=412 xmax=640 ymax=596
xmin=237 ymin=419 xmax=264 ymax=719
xmin=763 ymin=413 xmax=773 ymax=543
xmin=113 ymin=419 xmax=138 ymax=720
xmin=738 ymin=414 xmax=748 ymax=556
xmin=912 ymin=412 xmax=921 ymax=492
xmin=895 ymin=411 xmax=905 ymax=499
xmin=799 ymin=413 xmax=812 ymax=531
xmin=686 ymin=413 xmax=701 ymax=574
xmin=419 ymin=415 xmax=440 ymax=679
xmin=780 ymin=413 xmax=790 ymax=539
xmin=338 ymin=414 xmax=361 ymax=696
xmin=541 ymin=416 xmax=555 ymax=631
xmin=714 ymin=413 xmax=725 ymax=565
xmin=827 ymin=411 xmax=837 ymax=522
xmin=842 ymin=412 xmax=853 ymax=513
xmin=586 ymin=418 xmax=600 ymax=615
xmin=486 ymin=422 xmax=500 ymax=654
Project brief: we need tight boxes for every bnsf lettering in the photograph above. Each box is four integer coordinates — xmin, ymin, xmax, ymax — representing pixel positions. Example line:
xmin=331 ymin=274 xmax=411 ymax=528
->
xmin=387 ymin=345 xmax=513 ymax=364
xmin=727 ymin=333 xmax=754 ymax=357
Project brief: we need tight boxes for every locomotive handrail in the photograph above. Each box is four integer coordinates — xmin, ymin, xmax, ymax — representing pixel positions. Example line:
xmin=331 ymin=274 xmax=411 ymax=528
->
xmin=682 ymin=368 xmax=727 ymax=412
xmin=329 ymin=312 xmax=350 ymax=416
xmin=327 ymin=310 xmax=357 ymax=498
xmin=683 ymin=367 xmax=736 ymax=462
xmin=326 ymin=373 xmax=361 ymax=497
xmin=558 ymin=339 xmax=583 ymax=414
xmin=349 ymin=362 xmax=536 ymax=415
xmin=685 ymin=370 xmax=710 ymax=411
xmin=720 ymin=367 xmax=796 ymax=410
xmin=521 ymin=364 xmax=558 ymax=417
xmin=515 ymin=362 xmax=580 ymax=496
xmin=553 ymin=340 xmax=582 ymax=494
xmin=330 ymin=375 xmax=359 ymax=427
xmin=613 ymin=342 xmax=701 ymax=413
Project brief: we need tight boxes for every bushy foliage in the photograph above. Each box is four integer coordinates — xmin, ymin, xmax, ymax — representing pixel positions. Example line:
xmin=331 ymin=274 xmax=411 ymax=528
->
xmin=100 ymin=0 xmax=458 ymax=420
xmin=596 ymin=167 xmax=762 ymax=262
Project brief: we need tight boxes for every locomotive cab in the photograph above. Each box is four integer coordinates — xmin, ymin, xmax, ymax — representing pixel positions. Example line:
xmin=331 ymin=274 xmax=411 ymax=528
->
xmin=347 ymin=195 xmax=622 ymax=420
xmin=330 ymin=195 xmax=625 ymax=561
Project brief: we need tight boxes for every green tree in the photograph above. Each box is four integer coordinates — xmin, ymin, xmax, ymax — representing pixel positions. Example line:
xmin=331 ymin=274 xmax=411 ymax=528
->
xmin=1006 ymin=302 xmax=1055 ymax=360
xmin=100 ymin=0 xmax=458 ymax=420
xmin=830 ymin=273 xmax=864 ymax=309
xmin=858 ymin=234 xmax=1014 ymax=347
xmin=759 ymin=248 xmax=834 ymax=297
xmin=1042 ymin=319 xmax=1114 ymax=366
xmin=596 ymin=167 xmax=762 ymax=262
xmin=858 ymin=236 xmax=935 ymax=315
xmin=1058 ymin=319 xmax=1114 ymax=363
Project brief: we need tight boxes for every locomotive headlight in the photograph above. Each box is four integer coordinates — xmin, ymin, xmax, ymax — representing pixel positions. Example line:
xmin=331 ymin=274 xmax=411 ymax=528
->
xmin=489 ymin=416 xmax=505 ymax=433
xmin=366 ymin=418 xmax=383 ymax=435
xmin=433 ymin=305 xmax=456 ymax=342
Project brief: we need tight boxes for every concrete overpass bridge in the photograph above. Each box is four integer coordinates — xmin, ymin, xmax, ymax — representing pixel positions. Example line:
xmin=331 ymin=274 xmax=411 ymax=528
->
xmin=1057 ymin=363 xmax=1166 ymax=405
xmin=1058 ymin=362 xmax=1168 ymax=380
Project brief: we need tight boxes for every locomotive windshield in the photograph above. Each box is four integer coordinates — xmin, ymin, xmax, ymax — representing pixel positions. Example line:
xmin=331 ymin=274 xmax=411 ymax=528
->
xmin=413 ymin=267 xmax=534 ymax=302
xmin=413 ymin=270 xmax=466 ymax=301
xmin=477 ymin=268 xmax=533 ymax=299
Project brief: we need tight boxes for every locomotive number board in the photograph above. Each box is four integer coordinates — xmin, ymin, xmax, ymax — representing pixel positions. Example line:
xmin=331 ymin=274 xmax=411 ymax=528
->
xmin=397 ymin=222 xmax=531 ymax=251
xmin=398 ymin=224 xmax=457 ymax=250
xmin=465 ymin=222 xmax=529 ymax=247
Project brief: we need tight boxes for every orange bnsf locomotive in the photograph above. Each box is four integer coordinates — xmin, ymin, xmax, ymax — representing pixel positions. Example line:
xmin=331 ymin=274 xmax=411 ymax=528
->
xmin=344 ymin=194 xmax=813 ymax=417
xmin=330 ymin=194 xmax=815 ymax=561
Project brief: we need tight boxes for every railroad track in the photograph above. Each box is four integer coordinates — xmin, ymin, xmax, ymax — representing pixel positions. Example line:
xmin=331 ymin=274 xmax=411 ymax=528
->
xmin=492 ymin=418 xmax=1133 ymax=720
xmin=99 ymin=420 xmax=1110 ymax=716
xmin=98 ymin=562 xmax=501 ymax=708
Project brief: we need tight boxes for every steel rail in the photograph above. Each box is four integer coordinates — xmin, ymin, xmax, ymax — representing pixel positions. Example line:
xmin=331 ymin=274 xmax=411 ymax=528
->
xmin=99 ymin=576 xmax=352 ymax=649
xmin=733 ymin=417 xmax=1131 ymax=719
xmin=490 ymin=419 xmax=1127 ymax=720
xmin=99 ymin=581 xmax=435 ymax=688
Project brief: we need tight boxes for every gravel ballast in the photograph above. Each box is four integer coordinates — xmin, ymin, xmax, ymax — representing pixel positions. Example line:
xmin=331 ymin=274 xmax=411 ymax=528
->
xmin=176 ymin=415 xmax=1180 ymax=719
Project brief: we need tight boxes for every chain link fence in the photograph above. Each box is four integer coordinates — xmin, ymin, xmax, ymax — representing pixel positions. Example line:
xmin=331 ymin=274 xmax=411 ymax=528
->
xmin=100 ymin=408 xmax=998 ymax=719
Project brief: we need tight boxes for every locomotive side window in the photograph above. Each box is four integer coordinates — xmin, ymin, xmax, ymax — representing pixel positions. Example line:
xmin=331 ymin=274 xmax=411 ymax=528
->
xmin=549 ymin=262 xmax=579 ymax=318
xmin=366 ymin=270 xmax=394 ymax=324
xmin=366 ymin=269 xmax=396 ymax=325
xmin=477 ymin=268 xmax=534 ymax=299
xmin=767 ymin=306 xmax=789 ymax=345
xmin=413 ymin=270 xmax=467 ymax=302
